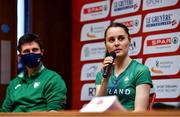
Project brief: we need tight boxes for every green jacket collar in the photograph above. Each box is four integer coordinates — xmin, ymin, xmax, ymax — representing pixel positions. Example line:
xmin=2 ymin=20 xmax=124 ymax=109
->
xmin=18 ymin=64 xmax=45 ymax=78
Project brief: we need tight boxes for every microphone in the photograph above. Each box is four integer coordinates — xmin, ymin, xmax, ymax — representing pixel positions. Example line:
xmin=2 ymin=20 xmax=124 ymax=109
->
xmin=103 ymin=51 xmax=116 ymax=78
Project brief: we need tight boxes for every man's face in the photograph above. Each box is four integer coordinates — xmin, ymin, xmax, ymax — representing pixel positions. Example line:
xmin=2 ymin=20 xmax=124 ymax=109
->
xmin=20 ymin=41 xmax=43 ymax=55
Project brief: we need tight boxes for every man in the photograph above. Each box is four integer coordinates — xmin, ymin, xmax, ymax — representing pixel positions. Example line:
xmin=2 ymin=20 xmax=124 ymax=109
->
xmin=1 ymin=33 xmax=67 ymax=112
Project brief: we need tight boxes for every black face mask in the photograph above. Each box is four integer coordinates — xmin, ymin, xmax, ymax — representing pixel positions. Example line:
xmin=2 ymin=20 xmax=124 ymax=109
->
xmin=21 ymin=53 xmax=42 ymax=68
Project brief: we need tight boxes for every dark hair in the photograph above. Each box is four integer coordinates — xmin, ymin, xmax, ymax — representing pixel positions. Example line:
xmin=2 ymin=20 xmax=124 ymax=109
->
xmin=104 ymin=22 xmax=130 ymax=56
xmin=104 ymin=22 xmax=130 ymax=40
xmin=17 ymin=33 xmax=44 ymax=53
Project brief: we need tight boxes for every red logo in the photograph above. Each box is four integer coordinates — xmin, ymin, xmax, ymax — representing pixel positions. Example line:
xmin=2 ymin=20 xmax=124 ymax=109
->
xmin=84 ymin=6 xmax=103 ymax=14
xmin=147 ymin=38 xmax=171 ymax=46
xmin=122 ymin=21 xmax=133 ymax=28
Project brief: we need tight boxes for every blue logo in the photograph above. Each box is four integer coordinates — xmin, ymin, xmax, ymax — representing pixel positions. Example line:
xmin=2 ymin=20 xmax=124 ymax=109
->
xmin=113 ymin=0 xmax=135 ymax=11
xmin=1 ymin=24 xmax=10 ymax=33
xmin=146 ymin=14 xmax=173 ymax=27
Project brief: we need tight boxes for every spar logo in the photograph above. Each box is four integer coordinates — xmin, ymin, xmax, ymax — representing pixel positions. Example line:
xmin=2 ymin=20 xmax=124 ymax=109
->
xmin=111 ymin=0 xmax=141 ymax=16
xmin=83 ymin=6 xmax=104 ymax=14
xmin=143 ymin=9 xmax=180 ymax=32
xmin=80 ymin=1 xmax=110 ymax=22
xmin=114 ymin=15 xmax=141 ymax=34
xmin=147 ymin=37 xmax=178 ymax=46
xmin=143 ymin=32 xmax=180 ymax=54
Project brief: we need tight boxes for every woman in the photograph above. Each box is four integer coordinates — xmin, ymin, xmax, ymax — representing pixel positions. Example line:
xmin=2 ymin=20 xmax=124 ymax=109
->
xmin=96 ymin=22 xmax=153 ymax=112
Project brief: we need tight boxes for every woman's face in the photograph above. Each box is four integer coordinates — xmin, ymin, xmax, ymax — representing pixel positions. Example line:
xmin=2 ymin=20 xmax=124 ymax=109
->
xmin=105 ymin=27 xmax=130 ymax=58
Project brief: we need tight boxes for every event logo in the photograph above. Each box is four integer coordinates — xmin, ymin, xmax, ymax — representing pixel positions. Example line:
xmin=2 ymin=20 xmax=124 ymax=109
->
xmin=80 ymin=1 xmax=110 ymax=22
xmin=153 ymin=79 xmax=180 ymax=99
xmin=143 ymin=0 xmax=178 ymax=10
xmin=143 ymin=9 xmax=180 ymax=32
xmin=143 ymin=32 xmax=180 ymax=54
xmin=145 ymin=55 xmax=180 ymax=76
xmin=111 ymin=0 xmax=141 ymax=16
xmin=80 ymin=83 xmax=96 ymax=101
xmin=114 ymin=15 xmax=141 ymax=34
xmin=81 ymin=42 xmax=106 ymax=61
xmin=80 ymin=21 xmax=110 ymax=41
xmin=147 ymin=38 xmax=172 ymax=46
xmin=81 ymin=63 xmax=101 ymax=81
xmin=128 ymin=36 xmax=142 ymax=56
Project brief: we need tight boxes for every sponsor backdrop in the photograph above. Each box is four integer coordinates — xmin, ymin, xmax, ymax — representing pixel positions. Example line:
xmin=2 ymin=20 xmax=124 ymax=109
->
xmin=72 ymin=0 xmax=180 ymax=109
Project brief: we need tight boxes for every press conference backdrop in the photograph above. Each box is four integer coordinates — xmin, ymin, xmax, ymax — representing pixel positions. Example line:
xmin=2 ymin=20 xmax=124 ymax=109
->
xmin=72 ymin=0 xmax=180 ymax=109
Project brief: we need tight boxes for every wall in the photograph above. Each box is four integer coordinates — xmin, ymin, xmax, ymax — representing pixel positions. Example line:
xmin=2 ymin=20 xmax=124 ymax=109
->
xmin=0 ymin=0 xmax=17 ymax=106
xmin=30 ymin=0 xmax=72 ymax=109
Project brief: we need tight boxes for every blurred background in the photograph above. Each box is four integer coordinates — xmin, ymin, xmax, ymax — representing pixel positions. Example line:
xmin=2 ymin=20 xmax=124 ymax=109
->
xmin=0 ymin=0 xmax=72 ymax=109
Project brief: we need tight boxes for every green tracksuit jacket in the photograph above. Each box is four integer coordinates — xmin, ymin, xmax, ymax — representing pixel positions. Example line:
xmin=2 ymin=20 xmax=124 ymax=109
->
xmin=1 ymin=65 xmax=67 ymax=112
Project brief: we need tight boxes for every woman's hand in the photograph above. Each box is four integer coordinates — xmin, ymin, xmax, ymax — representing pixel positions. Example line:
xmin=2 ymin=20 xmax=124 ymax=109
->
xmin=102 ymin=56 xmax=115 ymax=73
